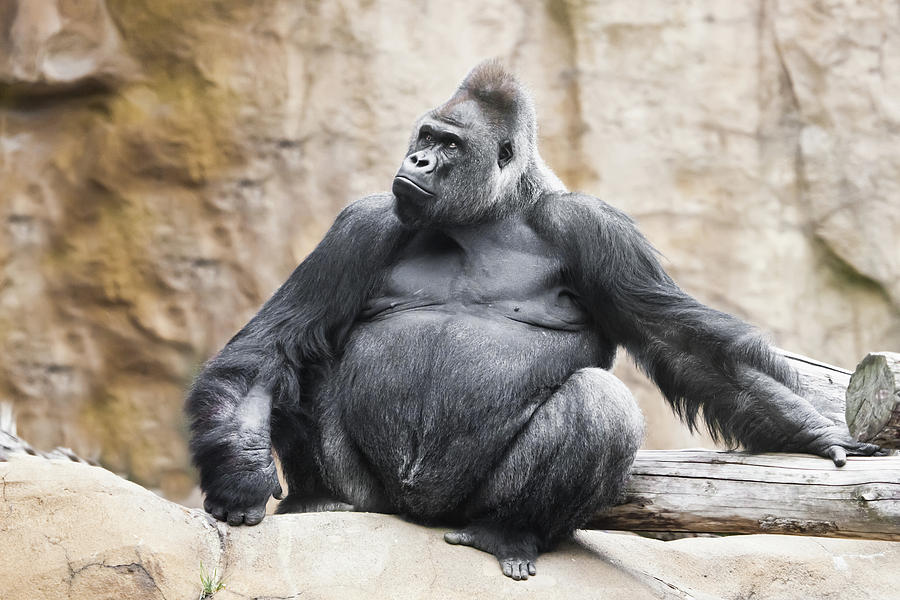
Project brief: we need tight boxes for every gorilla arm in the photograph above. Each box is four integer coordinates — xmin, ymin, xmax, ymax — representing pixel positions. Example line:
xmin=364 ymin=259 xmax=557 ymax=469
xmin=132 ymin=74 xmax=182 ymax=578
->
xmin=186 ymin=194 xmax=407 ymax=524
xmin=536 ymin=193 xmax=880 ymax=465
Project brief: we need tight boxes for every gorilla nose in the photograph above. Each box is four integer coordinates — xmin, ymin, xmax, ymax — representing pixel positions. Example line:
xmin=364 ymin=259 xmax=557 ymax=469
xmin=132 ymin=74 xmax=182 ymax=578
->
xmin=407 ymin=151 xmax=434 ymax=173
xmin=394 ymin=150 xmax=436 ymax=202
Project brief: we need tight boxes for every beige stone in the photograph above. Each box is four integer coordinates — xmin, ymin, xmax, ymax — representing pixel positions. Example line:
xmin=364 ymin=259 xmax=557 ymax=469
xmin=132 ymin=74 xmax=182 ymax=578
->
xmin=1 ymin=456 xmax=898 ymax=600
xmin=0 ymin=0 xmax=137 ymax=87
xmin=0 ymin=456 xmax=221 ymax=600
xmin=1 ymin=0 xmax=898 ymax=499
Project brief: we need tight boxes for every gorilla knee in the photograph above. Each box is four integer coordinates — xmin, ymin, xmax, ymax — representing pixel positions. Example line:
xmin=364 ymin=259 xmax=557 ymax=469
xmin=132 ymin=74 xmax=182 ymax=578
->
xmin=565 ymin=368 xmax=645 ymax=453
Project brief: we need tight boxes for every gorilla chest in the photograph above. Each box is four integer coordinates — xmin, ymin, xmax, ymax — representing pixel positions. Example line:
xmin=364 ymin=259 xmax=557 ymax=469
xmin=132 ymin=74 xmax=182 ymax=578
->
xmin=339 ymin=221 xmax=601 ymax=499
xmin=362 ymin=223 xmax=586 ymax=330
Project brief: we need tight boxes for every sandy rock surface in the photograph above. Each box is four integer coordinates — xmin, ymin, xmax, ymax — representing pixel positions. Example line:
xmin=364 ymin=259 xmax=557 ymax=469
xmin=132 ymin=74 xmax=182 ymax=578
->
xmin=1 ymin=456 xmax=898 ymax=600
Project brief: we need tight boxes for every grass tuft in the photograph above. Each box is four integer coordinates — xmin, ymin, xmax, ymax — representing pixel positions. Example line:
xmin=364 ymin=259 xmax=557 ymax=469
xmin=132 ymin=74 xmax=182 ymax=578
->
xmin=199 ymin=561 xmax=226 ymax=599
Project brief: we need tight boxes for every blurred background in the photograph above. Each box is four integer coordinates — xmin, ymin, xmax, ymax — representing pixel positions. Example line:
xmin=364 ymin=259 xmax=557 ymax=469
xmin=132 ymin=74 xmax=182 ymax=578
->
xmin=1 ymin=0 xmax=898 ymax=505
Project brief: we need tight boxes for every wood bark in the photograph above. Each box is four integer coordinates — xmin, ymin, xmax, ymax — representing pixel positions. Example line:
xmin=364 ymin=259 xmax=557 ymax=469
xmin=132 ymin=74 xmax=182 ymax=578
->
xmin=846 ymin=352 xmax=900 ymax=449
xmin=779 ymin=349 xmax=850 ymax=429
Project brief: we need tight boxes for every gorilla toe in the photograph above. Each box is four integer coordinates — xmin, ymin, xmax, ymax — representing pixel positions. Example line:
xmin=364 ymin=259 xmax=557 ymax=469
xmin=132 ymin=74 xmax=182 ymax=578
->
xmin=445 ymin=524 xmax=540 ymax=580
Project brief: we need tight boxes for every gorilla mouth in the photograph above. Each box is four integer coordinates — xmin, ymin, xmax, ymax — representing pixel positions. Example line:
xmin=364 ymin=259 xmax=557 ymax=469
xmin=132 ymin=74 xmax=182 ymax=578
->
xmin=392 ymin=176 xmax=435 ymax=202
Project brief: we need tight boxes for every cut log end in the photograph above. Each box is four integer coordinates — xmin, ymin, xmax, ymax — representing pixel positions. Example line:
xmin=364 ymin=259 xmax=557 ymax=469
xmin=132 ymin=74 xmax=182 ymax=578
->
xmin=846 ymin=352 xmax=900 ymax=449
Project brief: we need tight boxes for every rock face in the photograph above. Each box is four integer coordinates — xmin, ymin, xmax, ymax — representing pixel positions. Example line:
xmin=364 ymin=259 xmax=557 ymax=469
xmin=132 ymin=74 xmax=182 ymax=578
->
xmin=1 ymin=456 xmax=898 ymax=600
xmin=1 ymin=1 xmax=899 ymax=499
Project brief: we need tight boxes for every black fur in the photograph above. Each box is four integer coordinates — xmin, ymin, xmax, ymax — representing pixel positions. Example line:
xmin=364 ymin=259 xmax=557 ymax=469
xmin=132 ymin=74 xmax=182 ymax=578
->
xmin=186 ymin=61 xmax=880 ymax=579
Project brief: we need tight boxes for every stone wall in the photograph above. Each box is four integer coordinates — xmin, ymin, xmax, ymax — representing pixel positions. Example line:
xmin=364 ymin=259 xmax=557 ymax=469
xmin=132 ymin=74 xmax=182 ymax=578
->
xmin=1 ymin=0 xmax=898 ymax=501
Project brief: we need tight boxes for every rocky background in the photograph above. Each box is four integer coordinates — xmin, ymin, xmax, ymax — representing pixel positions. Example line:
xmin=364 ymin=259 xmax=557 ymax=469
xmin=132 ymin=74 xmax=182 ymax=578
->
xmin=0 ymin=0 xmax=898 ymax=503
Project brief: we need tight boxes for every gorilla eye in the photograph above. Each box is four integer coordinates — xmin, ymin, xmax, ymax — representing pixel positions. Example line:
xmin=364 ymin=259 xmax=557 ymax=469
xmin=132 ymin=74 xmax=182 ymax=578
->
xmin=447 ymin=141 xmax=458 ymax=149
xmin=424 ymin=133 xmax=434 ymax=143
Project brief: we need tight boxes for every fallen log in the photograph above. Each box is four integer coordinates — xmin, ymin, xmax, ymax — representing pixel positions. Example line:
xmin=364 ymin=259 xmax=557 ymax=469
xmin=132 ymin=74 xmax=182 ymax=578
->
xmin=590 ymin=351 xmax=900 ymax=539
xmin=592 ymin=450 xmax=900 ymax=540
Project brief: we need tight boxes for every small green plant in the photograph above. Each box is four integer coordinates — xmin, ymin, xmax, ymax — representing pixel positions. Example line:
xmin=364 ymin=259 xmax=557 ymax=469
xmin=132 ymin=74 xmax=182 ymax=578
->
xmin=198 ymin=561 xmax=226 ymax=599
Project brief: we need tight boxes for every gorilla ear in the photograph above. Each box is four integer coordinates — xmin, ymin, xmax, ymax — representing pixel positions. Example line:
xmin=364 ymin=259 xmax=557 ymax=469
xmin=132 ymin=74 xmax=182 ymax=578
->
xmin=498 ymin=140 xmax=514 ymax=169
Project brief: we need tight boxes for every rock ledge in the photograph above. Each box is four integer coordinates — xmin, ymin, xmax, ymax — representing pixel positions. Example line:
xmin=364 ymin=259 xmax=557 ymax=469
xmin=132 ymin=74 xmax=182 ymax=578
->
xmin=1 ymin=456 xmax=898 ymax=599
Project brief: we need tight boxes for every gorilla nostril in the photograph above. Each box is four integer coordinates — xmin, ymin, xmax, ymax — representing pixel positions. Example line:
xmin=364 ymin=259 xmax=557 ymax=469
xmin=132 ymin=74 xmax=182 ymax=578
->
xmin=407 ymin=151 xmax=431 ymax=169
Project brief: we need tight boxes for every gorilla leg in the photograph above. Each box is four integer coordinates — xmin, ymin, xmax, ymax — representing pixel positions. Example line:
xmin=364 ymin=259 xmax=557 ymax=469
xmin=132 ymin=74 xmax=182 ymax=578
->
xmin=272 ymin=400 xmax=392 ymax=514
xmin=445 ymin=368 xmax=644 ymax=580
xmin=269 ymin=403 xmax=343 ymax=514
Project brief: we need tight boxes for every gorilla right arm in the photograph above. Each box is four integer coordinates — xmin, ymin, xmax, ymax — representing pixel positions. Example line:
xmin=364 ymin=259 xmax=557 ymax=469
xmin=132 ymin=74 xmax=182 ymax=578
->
xmin=535 ymin=192 xmax=879 ymax=465
xmin=186 ymin=193 xmax=406 ymax=524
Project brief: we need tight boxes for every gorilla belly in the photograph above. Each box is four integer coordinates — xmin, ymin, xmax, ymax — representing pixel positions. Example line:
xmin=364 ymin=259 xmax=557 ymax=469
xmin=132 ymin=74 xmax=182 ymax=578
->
xmin=321 ymin=308 xmax=600 ymax=517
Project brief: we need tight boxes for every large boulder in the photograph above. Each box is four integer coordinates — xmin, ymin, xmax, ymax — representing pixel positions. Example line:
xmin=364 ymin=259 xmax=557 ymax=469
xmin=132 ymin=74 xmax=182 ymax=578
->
xmin=1 ymin=456 xmax=897 ymax=599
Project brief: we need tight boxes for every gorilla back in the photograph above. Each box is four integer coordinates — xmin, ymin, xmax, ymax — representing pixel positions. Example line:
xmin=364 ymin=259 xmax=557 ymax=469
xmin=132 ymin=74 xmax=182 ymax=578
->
xmin=187 ymin=60 xmax=881 ymax=581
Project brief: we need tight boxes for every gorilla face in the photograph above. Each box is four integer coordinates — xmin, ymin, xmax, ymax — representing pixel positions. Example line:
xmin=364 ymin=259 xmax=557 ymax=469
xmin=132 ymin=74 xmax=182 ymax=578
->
xmin=392 ymin=99 xmax=514 ymax=227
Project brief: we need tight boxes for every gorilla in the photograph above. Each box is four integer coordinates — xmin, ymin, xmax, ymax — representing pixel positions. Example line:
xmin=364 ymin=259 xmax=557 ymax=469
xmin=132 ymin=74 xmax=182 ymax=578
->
xmin=187 ymin=61 xmax=879 ymax=580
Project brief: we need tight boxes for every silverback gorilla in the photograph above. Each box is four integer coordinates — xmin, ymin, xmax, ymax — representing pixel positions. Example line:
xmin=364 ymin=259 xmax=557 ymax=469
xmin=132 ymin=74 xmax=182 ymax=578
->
xmin=187 ymin=61 xmax=879 ymax=580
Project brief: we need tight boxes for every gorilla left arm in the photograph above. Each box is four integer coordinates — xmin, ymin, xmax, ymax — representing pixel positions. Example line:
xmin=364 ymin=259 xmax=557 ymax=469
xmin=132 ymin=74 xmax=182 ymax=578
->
xmin=536 ymin=193 xmax=879 ymax=465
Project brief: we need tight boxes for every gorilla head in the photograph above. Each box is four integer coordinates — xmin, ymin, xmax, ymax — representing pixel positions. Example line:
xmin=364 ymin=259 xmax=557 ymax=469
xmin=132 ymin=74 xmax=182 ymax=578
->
xmin=392 ymin=61 xmax=559 ymax=227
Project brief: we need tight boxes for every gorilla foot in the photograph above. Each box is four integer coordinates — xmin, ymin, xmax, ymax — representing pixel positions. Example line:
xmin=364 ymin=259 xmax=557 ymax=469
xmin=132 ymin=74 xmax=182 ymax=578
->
xmin=276 ymin=494 xmax=356 ymax=514
xmin=445 ymin=525 xmax=539 ymax=580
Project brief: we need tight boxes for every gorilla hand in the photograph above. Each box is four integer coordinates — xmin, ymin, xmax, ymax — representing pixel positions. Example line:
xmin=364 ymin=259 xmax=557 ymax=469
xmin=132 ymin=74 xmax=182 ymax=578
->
xmin=202 ymin=446 xmax=283 ymax=526
xmin=797 ymin=425 xmax=882 ymax=466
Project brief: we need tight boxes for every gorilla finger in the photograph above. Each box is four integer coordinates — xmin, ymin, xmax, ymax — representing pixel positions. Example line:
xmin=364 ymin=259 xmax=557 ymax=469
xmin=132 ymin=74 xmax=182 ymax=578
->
xmin=273 ymin=480 xmax=284 ymax=500
xmin=245 ymin=506 xmax=266 ymax=525
xmin=852 ymin=442 xmax=882 ymax=456
xmin=502 ymin=561 xmax=512 ymax=578
xmin=206 ymin=502 xmax=227 ymax=522
xmin=444 ymin=531 xmax=470 ymax=546
xmin=528 ymin=562 xmax=537 ymax=576
xmin=839 ymin=441 xmax=881 ymax=456
xmin=227 ymin=511 xmax=246 ymax=526
xmin=828 ymin=446 xmax=846 ymax=467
